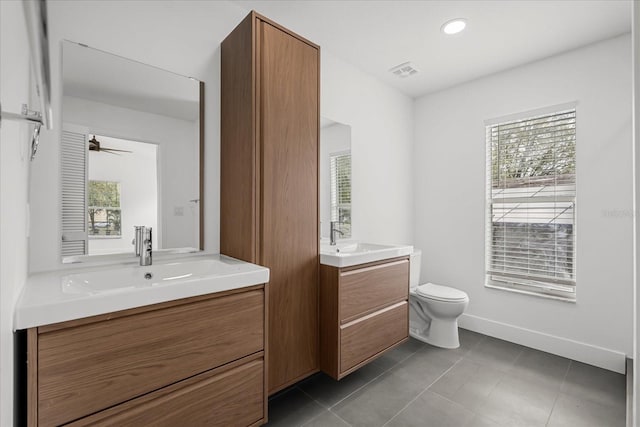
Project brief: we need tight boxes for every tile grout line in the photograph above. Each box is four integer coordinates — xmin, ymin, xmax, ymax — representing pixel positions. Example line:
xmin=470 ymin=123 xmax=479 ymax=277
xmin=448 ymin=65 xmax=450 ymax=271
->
xmin=302 ymin=333 xmax=492 ymax=426
xmin=511 ymin=346 xmax=526 ymax=366
xmin=297 ymin=385 xmax=330 ymax=410
xmin=326 ymin=345 xmax=424 ymax=410
xmin=381 ymin=356 xmax=464 ymax=427
xmin=327 ymin=409 xmax=354 ymax=427
xmin=486 ymin=346 xmax=526 ymax=396
xmin=294 ymin=334 xmax=484 ymax=426
xmin=544 ymin=359 xmax=573 ymax=426
xmin=296 ymin=385 xmax=354 ymax=427
xmin=425 ymin=337 xmax=524 ymax=425
xmin=298 ymin=343 xmax=425 ymax=426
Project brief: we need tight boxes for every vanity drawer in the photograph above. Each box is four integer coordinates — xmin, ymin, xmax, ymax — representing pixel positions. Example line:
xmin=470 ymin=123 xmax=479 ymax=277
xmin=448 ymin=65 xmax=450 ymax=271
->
xmin=340 ymin=301 xmax=408 ymax=373
xmin=68 ymin=356 xmax=265 ymax=427
xmin=37 ymin=289 xmax=264 ymax=427
xmin=339 ymin=258 xmax=409 ymax=322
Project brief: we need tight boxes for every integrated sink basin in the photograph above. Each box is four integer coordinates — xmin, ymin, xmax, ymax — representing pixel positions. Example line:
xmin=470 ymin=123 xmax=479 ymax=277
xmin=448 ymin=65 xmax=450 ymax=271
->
xmin=15 ymin=253 xmax=270 ymax=329
xmin=320 ymin=241 xmax=413 ymax=267
xmin=63 ymin=257 xmax=248 ymax=295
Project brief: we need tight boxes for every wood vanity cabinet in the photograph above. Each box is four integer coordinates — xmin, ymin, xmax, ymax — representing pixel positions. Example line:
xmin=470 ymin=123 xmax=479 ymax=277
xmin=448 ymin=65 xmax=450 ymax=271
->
xmin=319 ymin=257 xmax=410 ymax=380
xmin=26 ymin=286 xmax=267 ymax=427
xmin=221 ymin=11 xmax=320 ymax=394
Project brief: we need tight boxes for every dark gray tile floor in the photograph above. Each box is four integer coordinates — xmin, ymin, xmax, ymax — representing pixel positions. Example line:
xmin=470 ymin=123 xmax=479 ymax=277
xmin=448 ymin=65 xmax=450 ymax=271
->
xmin=265 ymin=330 xmax=626 ymax=427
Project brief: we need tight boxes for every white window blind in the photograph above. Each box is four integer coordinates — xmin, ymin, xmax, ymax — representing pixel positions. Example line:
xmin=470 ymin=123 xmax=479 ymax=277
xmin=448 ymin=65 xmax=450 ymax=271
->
xmin=61 ymin=129 xmax=88 ymax=257
xmin=486 ymin=109 xmax=576 ymax=299
xmin=330 ymin=151 xmax=352 ymax=238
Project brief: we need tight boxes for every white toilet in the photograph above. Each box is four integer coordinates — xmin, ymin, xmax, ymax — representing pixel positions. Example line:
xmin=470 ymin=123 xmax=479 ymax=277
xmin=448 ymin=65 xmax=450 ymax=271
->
xmin=409 ymin=250 xmax=469 ymax=349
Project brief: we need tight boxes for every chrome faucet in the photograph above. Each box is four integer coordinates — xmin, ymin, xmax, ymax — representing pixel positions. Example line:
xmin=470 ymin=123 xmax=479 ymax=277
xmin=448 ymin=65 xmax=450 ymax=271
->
xmin=139 ymin=227 xmax=153 ymax=266
xmin=330 ymin=221 xmax=344 ymax=246
xmin=132 ymin=226 xmax=144 ymax=256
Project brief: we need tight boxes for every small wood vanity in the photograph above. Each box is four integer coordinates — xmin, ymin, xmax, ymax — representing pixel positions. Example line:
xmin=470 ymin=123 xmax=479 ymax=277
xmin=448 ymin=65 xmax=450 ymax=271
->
xmin=25 ymin=285 xmax=267 ymax=427
xmin=319 ymin=256 xmax=410 ymax=380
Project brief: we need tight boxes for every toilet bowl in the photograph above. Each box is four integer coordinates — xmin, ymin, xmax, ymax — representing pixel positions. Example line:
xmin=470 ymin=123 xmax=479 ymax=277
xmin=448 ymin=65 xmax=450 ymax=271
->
xmin=409 ymin=251 xmax=469 ymax=349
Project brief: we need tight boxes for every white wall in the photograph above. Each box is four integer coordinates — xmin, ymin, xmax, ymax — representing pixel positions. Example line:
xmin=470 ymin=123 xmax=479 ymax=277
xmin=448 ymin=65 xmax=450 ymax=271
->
xmin=87 ymin=136 xmax=158 ymax=255
xmin=0 ymin=2 xmax=31 ymax=424
xmin=321 ymin=51 xmax=414 ymax=245
xmin=28 ymin=0 xmax=249 ymax=272
xmin=61 ymin=95 xmax=198 ymax=255
xmin=3 ymin=2 xmax=416 ymax=423
xmin=414 ymin=34 xmax=633 ymax=373
xmin=29 ymin=1 xmax=415 ymax=273
xmin=320 ymin=123 xmax=351 ymax=238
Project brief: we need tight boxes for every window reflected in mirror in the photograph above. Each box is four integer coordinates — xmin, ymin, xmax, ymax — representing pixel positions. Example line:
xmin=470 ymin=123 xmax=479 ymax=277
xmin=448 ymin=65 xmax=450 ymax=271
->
xmin=330 ymin=151 xmax=351 ymax=238
xmin=320 ymin=118 xmax=352 ymax=240
xmin=84 ymin=135 xmax=159 ymax=255
xmin=88 ymin=180 xmax=121 ymax=237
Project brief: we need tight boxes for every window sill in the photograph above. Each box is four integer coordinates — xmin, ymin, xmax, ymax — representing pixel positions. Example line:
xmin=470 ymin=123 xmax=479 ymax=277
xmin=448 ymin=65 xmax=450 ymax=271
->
xmin=485 ymin=282 xmax=576 ymax=303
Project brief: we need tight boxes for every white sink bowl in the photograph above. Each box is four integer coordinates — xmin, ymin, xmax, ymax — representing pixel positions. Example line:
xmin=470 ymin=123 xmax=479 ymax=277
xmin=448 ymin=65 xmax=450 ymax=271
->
xmin=15 ymin=254 xmax=270 ymax=329
xmin=62 ymin=257 xmax=252 ymax=295
xmin=320 ymin=241 xmax=413 ymax=267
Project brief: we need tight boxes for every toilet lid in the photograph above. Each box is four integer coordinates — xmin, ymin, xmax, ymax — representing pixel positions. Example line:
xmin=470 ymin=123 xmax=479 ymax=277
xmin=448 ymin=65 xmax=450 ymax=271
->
xmin=416 ymin=283 xmax=468 ymax=302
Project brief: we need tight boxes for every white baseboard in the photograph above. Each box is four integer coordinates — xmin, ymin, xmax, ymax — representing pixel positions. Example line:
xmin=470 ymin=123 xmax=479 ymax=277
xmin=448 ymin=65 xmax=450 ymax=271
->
xmin=459 ymin=313 xmax=627 ymax=374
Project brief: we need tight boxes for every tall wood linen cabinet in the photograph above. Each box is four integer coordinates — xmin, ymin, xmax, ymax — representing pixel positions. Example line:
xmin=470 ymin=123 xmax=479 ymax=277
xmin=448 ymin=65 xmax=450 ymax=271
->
xmin=221 ymin=11 xmax=320 ymax=394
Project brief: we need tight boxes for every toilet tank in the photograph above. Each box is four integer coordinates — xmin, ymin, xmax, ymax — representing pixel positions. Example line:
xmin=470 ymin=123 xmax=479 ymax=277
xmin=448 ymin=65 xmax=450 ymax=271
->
xmin=409 ymin=250 xmax=422 ymax=288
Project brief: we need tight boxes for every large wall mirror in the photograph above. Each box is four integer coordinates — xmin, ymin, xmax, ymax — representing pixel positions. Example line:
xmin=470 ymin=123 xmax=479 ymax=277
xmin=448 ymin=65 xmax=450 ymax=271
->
xmin=320 ymin=117 xmax=352 ymax=240
xmin=61 ymin=40 xmax=203 ymax=260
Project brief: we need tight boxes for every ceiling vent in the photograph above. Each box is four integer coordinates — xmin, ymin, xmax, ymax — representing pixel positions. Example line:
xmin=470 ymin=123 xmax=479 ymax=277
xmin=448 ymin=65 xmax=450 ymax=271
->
xmin=389 ymin=62 xmax=419 ymax=78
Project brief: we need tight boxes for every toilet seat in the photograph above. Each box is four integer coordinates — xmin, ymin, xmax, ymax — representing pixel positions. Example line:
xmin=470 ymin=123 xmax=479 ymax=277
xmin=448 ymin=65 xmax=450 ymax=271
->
xmin=416 ymin=283 xmax=468 ymax=302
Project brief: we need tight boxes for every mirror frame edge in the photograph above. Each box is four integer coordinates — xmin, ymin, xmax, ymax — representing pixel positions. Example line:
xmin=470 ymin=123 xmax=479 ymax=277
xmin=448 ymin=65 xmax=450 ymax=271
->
xmin=199 ymin=81 xmax=205 ymax=250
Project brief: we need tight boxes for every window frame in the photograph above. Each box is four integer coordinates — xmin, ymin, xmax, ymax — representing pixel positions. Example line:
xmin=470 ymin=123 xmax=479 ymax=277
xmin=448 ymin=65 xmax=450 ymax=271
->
xmin=484 ymin=103 xmax=577 ymax=302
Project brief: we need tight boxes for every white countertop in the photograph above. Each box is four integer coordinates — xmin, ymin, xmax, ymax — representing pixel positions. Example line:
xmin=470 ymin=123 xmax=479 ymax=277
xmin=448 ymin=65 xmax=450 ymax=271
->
xmin=320 ymin=240 xmax=413 ymax=268
xmin=15 ymin=253 xmax=269 ymax=330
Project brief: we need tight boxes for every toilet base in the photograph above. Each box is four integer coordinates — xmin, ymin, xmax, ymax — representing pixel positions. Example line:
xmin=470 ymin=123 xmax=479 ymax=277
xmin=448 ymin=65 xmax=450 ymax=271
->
xmin=409 ymin=318 xmax=461 ymax=349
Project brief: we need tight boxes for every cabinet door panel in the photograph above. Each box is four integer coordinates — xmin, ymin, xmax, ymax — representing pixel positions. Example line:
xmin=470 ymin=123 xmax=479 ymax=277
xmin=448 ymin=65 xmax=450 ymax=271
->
xmin=259 ymin=20 xmax=319 ymax=393
xmin=70 ymin=359 xmax=264 ymax=427
xmin=38 ymin=290 xmax=264 ymax=426
xmin=340 ymin=302 xmax=408 ymax=373
xmin=340 ymin=259 xmax=409 ymax=322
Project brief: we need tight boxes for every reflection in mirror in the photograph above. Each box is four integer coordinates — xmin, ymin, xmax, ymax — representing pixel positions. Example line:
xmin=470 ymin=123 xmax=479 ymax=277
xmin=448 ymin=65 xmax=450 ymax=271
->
xmin=320 ymin=117 xmax=352 ymax=240
xmin=87 ymin=135 xmax=158 ymax=255
xmin=60 ymin=41 xmax=202 ymax=260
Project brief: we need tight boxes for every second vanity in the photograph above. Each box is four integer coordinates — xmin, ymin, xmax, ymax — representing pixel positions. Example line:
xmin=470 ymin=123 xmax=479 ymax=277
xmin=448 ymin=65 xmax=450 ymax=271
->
xmin=319 ymin=242 xmax=413 ymax=379
xmin=15 ymin=254 xmax=269 ymax=427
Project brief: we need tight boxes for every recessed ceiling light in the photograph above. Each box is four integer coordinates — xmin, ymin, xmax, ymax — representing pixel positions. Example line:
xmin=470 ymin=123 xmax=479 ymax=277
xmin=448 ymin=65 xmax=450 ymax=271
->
xmin=441 ymin=18 xmax=467 ymax=35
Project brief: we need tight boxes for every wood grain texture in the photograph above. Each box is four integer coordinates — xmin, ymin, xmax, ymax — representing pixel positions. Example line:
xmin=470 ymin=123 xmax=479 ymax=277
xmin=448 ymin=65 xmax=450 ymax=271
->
xmin=253 ymin=12 xmax=319 ymax=49
xmin=37 ymin=290 xmax=264 ymax=426
xmin=220 ymin=11 xmax=320 ymax=395
xmin=340 ymin=302 xmax=408 ymax=373
xmin=37 ymin=284 xmax=265 ymax=334
xmin=259 ymin=20 xmax=319 ymax=393
xmin=220 ymin=12 xmax=257 ymax=262
xmin=319 ymin=259 xmax=409 ymax=380
xmin=27 ymin=328 xmax=37 ymax=427
xmin=340 ymin=259 xmax=409 ymax=323
xmin=337 ymin=337 xmax=408 ymax=380
xmin=69 ymin=356 xmax=264 ymax=427
xmin=319 ymin=264 xmax=339 ymax=378
xmin=263 ymin=282 xmax=269 ymax=423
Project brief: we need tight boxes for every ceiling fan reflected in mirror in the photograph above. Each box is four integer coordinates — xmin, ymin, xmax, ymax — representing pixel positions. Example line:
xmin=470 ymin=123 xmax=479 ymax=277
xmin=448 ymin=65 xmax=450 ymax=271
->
xmin=88 ymin=135 xmax=132 ymax=155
